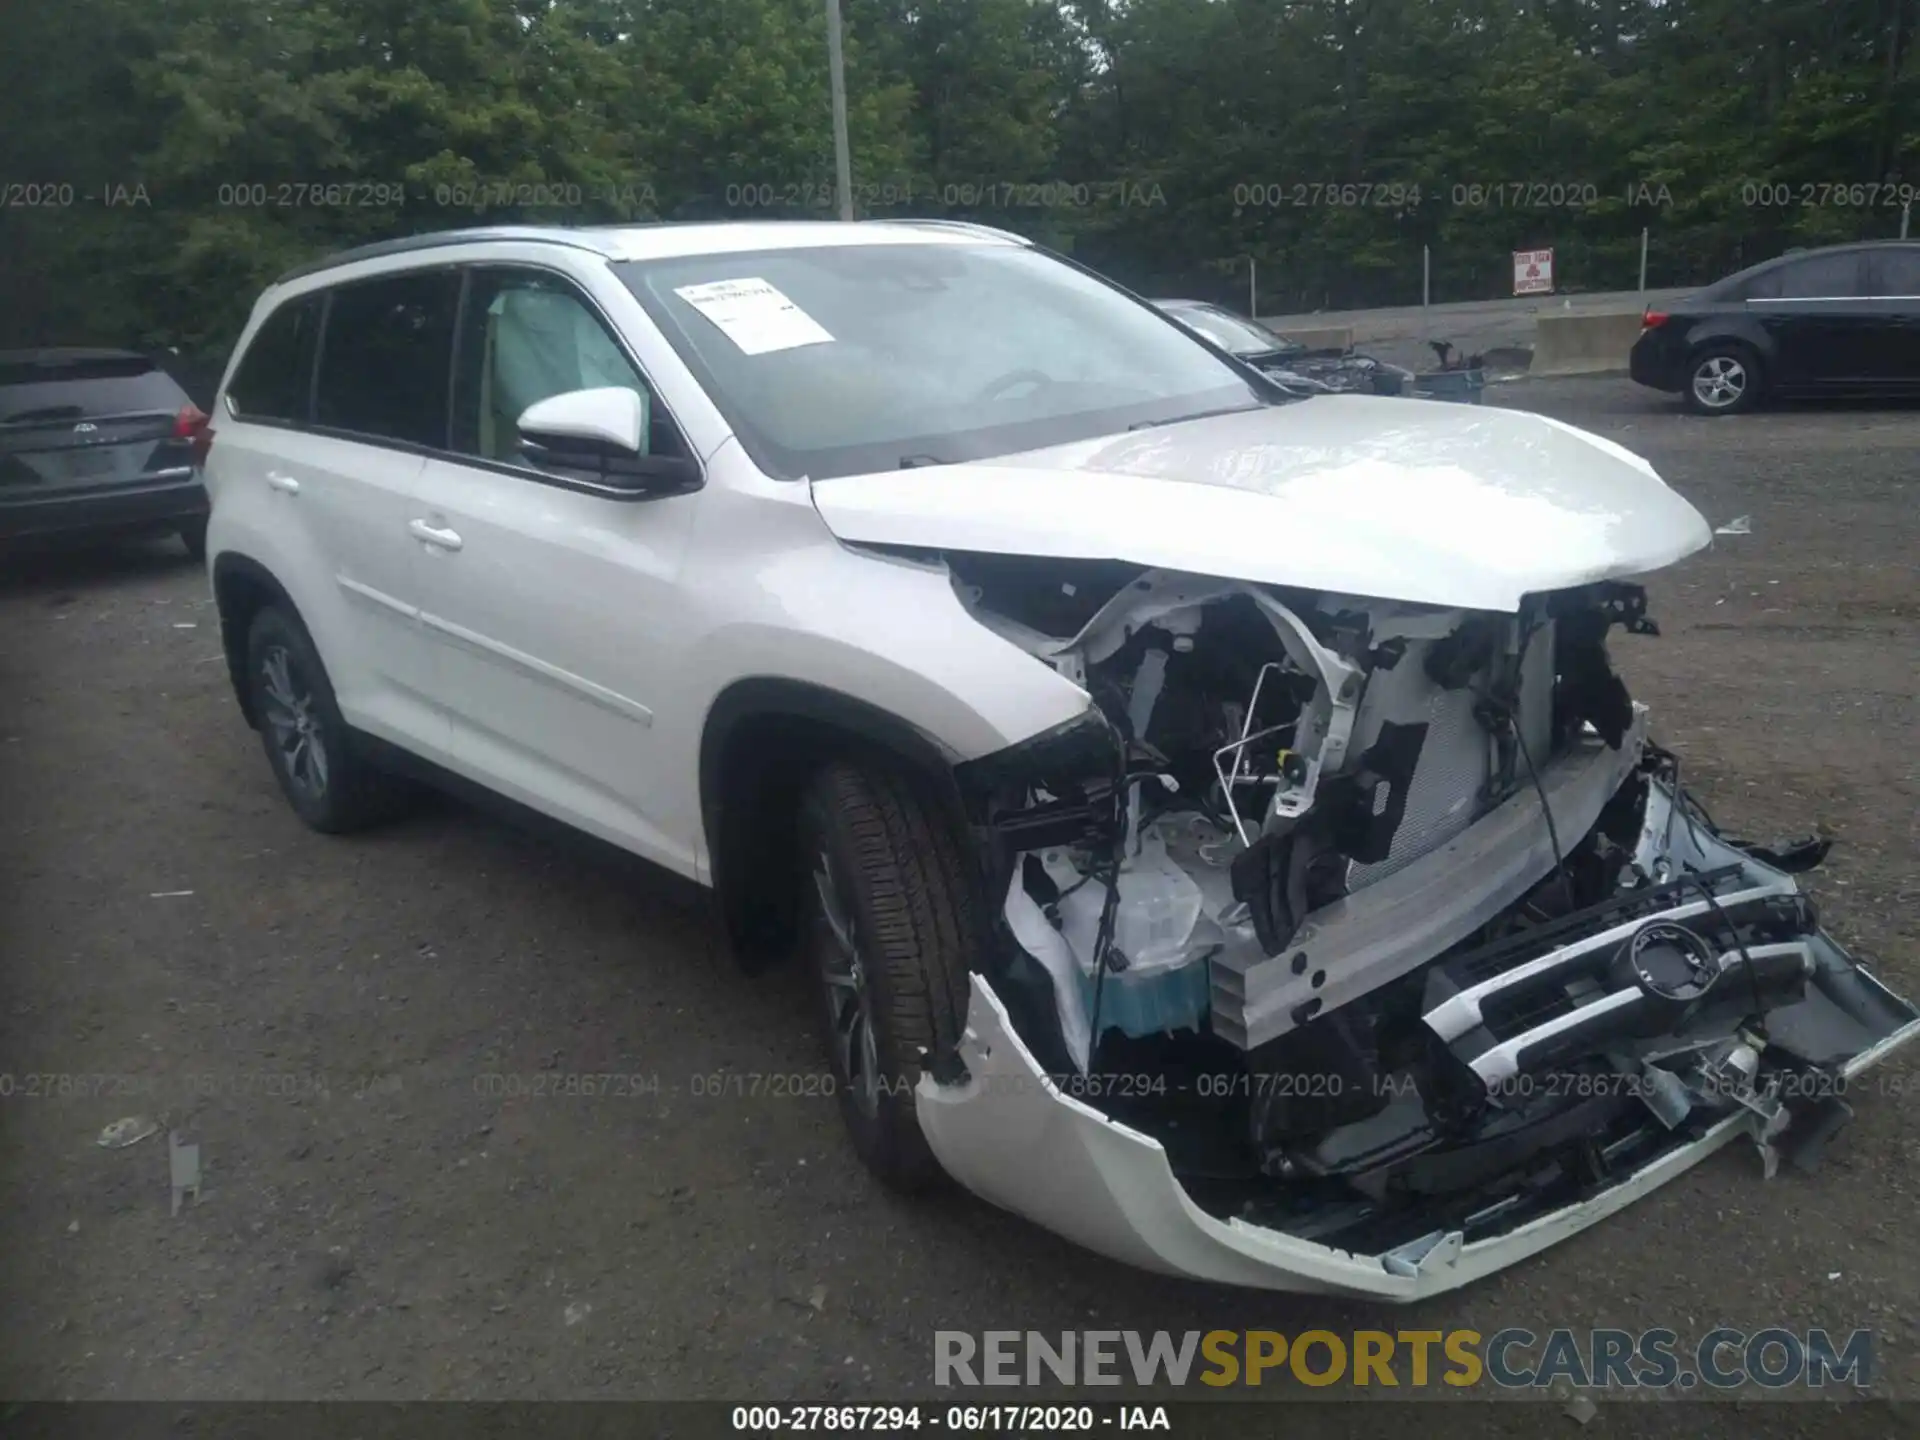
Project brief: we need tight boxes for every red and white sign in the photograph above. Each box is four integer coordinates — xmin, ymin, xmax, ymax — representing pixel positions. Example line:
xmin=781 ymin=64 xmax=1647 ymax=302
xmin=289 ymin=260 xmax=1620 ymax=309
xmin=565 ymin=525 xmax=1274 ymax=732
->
xmin=1513 ymin=247 xmax=1555 ymax=296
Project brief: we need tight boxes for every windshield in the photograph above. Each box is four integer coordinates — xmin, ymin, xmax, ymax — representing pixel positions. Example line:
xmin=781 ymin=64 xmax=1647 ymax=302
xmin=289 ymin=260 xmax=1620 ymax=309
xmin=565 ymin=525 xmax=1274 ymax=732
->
xmin=615 ymin=243 xmax=1262 ymax=481
xmin=1159 ymin=304 xmax=1296 ymax=358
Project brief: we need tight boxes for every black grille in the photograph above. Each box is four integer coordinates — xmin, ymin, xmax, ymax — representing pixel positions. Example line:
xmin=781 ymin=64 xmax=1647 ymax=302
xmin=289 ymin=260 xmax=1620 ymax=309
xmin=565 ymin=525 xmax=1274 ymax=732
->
xmin=1479 ymin=986 xmax=1581 ymax=1041
xmin=1447 ymin=863 xmax=1746 ymax=987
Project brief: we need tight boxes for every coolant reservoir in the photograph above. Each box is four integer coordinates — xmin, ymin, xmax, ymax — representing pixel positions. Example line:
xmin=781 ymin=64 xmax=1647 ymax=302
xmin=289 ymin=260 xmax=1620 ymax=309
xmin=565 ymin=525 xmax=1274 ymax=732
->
xmin=1049 ymin=829 xmax=1207 ymax=976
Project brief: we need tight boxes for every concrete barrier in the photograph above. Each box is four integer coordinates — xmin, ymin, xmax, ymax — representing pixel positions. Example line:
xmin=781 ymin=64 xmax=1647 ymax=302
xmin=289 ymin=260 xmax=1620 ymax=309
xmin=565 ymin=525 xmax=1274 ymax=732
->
xmin=1265 ymin=324 xmax=1354 ymax=353
xmin=1529 ymin=310 xmax=1646 ymax=376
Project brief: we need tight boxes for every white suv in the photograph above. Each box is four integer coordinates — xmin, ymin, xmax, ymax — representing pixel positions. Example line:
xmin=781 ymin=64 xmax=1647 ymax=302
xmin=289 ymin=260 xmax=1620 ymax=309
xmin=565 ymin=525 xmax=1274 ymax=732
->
xmin=206 ymin=220 xmax=1918 ymax=1299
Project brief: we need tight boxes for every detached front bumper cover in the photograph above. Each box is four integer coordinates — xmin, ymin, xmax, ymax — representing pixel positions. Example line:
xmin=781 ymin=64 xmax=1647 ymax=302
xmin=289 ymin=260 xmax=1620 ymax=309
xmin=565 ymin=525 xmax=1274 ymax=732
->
xmin=915 ymin=774 xmax=1920 ymax=1299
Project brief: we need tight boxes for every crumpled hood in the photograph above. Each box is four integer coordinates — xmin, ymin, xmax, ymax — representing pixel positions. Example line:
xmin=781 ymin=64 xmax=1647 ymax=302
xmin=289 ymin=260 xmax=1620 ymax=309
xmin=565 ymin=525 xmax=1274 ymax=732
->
xmin=810 ymin=396 xmax=1712 ymax=611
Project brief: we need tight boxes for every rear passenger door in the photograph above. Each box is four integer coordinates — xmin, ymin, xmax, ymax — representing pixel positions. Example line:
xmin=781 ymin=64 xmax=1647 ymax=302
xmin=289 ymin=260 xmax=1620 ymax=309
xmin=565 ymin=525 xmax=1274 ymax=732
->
xmin=1748 ymin=250 xmax=1875 ymax=387
xmin=408 ymin=265 xmax=701 ymax=866
xmin=1864 ymin=247 xmax=1920 ymax=389
xmin=291 ymin=270 xmax=457 ymax=747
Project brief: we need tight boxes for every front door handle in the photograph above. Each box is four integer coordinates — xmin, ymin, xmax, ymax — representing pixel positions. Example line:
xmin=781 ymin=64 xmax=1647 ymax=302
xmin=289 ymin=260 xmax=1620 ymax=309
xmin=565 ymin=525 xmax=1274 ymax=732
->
xmin=265 ymin=471 xmax=300 ymax=494
xmin=408 ymin=519 xmax=464 ymax=551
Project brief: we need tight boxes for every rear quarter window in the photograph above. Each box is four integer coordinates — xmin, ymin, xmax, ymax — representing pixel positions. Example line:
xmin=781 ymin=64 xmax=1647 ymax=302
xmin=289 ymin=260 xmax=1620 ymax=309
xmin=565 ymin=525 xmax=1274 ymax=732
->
xmin=1705 ymin=261 xmax=1783 ymax=301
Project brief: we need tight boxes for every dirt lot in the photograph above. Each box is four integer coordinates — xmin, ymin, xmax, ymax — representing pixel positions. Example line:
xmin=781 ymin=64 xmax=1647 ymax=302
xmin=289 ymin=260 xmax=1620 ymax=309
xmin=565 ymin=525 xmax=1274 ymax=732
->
xmin=1 ymin=378 xmax=1916 ymax=1412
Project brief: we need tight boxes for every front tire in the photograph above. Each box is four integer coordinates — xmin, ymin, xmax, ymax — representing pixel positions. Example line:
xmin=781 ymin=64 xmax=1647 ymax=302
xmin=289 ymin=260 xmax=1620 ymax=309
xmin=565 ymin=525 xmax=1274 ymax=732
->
xmin=798 ymin=758 xmax=982 ymax=1191
xmin=244 ymin=606 xmax=412 ymax=833
xmin=1684 ymin=343 xmax=1763 ymax=415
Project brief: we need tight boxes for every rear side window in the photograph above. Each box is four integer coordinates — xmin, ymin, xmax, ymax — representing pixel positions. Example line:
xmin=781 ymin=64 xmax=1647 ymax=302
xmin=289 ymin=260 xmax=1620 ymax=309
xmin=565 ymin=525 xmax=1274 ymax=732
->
xmin=1868 ymin=248 xmax=1920 ymax=296
xmin=0 ymin=354 xmax=187 ymax=424
xmin=1708 ymin=264 xmax=1778 ymax=301
xmin=227 ymin=297 xmax=321 ymax=422
xmin=314 ymin=270 xmax=460 ymax=447
xmin=1772 ymin=252 xmax=1866 ymax=299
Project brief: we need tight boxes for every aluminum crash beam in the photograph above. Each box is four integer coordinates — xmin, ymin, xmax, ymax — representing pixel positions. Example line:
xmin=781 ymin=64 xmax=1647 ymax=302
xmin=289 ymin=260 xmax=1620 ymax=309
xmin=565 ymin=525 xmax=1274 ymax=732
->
xmin=1210 ymin=706 xmax=1649 ymax=1050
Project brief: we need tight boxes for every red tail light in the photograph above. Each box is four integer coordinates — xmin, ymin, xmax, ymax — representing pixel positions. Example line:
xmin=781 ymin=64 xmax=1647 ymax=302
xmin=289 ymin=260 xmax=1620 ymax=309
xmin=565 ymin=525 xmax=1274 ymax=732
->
xmin=1642 ymin=311 xmax=1669 ymax=329
xmin=174 ymin=403 xmax=214 ymax=466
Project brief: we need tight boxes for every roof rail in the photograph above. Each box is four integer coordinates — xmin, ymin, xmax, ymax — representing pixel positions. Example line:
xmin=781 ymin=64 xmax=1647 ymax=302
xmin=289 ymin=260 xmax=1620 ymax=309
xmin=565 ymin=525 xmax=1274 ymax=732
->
xmin=270 ymin=226 xmax=621 ymax=287
xmin=873 ymin=217 xmax=1031 ymax=245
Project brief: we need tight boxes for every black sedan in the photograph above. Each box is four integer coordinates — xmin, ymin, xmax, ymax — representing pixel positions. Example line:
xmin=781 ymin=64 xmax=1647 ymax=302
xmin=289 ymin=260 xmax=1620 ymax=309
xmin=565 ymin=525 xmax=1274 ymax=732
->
xmin=1629 ymin=240 xmax=1920 ymax=414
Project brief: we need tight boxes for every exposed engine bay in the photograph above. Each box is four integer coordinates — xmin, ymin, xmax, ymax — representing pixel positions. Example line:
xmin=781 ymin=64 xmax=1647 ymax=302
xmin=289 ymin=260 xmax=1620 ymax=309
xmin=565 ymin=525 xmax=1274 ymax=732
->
xmin=941 ymin=556 xmax=1917 ymax=1263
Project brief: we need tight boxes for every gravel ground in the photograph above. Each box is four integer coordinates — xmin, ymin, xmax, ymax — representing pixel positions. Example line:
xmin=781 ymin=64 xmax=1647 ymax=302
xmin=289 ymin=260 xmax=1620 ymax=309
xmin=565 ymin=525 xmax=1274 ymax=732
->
xmin=1 ymin=378 xmax=1916 ymax=1416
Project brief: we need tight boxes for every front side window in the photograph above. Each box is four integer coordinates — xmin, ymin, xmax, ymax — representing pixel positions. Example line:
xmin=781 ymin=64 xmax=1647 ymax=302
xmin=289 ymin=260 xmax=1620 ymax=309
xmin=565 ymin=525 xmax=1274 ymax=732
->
xmin=616 ymin=243 xmax=1261 ymax=481
xmin=227 ymin=298 xmax=322 ymax=422
xmin=314 ymin=271 xmax=459 ymax=446
xmin=450 ymin=269 xmax=658 ymax=463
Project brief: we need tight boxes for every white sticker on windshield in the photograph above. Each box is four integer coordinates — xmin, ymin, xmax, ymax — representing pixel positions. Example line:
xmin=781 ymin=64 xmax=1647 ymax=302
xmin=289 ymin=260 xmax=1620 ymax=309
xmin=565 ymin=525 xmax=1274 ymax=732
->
xmin=672 ymin=278 xmax=834 ymax=355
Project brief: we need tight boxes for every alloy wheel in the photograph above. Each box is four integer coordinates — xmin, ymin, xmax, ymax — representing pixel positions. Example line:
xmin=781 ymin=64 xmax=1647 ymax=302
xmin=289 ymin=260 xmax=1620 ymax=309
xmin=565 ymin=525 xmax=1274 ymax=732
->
xmin=813 ymin=851 xmax=883 ymax=1119
xmin=1691 ymin=355 xmax=1747 ymax=410
xmin=259 ymin=645 xmax=329 ymax=799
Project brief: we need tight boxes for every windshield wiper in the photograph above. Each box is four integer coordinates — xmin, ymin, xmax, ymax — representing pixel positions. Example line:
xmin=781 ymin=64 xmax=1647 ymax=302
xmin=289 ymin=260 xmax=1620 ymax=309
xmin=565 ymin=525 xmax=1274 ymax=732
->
xmin=1127 ymin=403 xmax=1265 ymax=433
xmin=898 ymin=453 xmax=948 ymax=469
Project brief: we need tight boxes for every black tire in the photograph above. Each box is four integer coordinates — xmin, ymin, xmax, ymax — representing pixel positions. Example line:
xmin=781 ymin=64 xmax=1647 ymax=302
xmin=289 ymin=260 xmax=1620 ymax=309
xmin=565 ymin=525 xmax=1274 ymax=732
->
xmin=1682 ymin=342 xmax=1763 ymax=415
xmin=798 ymin=758 xmax=982 ymax=1191
xmin=244 ymin=605 xmax=413 ymax=833
xmin=178 ymin=517 xmax=208 ymax=562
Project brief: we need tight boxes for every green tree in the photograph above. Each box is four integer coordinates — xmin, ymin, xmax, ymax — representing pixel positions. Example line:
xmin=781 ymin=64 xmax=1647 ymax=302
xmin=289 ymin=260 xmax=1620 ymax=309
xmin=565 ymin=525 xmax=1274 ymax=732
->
xmin=3 ymin=0 xmax=1917 ymax=351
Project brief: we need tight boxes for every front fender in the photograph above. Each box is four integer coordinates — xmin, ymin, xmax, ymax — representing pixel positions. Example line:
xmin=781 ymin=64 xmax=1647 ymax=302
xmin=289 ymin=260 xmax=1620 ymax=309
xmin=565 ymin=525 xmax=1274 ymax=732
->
xmin=661 ymin=540 xmax=1095 ymax=881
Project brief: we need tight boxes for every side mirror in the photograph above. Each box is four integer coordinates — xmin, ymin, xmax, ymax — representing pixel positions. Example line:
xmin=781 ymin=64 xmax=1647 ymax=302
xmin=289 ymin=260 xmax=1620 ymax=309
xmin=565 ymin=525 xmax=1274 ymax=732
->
xmin=515 ymin=387 xmax=701 ymax=499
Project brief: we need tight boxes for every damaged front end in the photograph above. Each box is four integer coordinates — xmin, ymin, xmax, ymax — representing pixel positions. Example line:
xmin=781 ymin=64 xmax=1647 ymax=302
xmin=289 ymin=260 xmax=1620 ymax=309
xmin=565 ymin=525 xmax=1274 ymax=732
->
xmin=918 ymin=560 xmax=1920 ymax=1298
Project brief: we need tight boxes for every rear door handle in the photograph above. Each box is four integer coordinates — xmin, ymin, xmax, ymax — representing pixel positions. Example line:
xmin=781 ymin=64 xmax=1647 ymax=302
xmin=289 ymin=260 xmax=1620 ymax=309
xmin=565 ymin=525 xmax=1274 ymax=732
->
xmin=265 ymin=471 xmax=300 ymax=494
xmin=408 ymin=519 xmax=463 ymax=551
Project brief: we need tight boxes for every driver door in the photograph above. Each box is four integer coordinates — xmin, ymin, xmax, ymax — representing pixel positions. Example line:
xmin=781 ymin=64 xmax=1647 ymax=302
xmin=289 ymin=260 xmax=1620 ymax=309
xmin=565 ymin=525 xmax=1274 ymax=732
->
xmin=408 ymin=265 xmax=702 ymax=866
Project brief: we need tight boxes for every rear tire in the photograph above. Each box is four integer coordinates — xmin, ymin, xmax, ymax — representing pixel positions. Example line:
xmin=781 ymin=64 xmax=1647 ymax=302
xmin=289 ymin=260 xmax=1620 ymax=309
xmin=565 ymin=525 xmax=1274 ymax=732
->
xmin=178 ymin=517 xmax=208 ymax=562
xmin=1683 ymin=343 xmax=1763 ymax=415
xmin=244 ymin=605 xmax=414 ymax=833
xmin=798 ymin=758 xmax=981 ymax=1191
